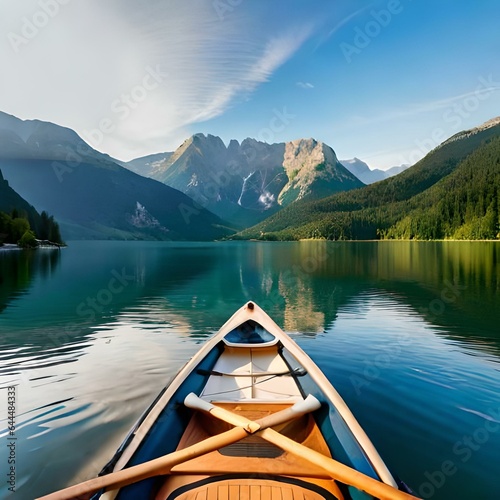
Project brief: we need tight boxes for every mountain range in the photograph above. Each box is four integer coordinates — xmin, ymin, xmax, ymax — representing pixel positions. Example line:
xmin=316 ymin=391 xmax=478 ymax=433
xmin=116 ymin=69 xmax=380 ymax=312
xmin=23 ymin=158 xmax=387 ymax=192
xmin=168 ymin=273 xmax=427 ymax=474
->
xmin=0 ymin=111 xmax=368 ymax=237
xmin=123 ymin=134 xmax=364 ymax=226
xmin=236 ymin=117 xmax=500 ymax=240
xmin=0 ymin=112 xmax=230 ymax=241
xmin=2 ymin=109 xmax=499 ymax=242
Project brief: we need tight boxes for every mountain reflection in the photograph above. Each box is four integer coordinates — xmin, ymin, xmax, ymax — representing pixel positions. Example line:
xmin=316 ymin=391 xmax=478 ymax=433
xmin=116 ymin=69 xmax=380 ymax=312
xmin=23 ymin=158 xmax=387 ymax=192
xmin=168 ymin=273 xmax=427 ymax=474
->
xmin=0 ymin=242 xmax=218 ymax=359
xmin=228 ymin=241 xmax=500 ymax=351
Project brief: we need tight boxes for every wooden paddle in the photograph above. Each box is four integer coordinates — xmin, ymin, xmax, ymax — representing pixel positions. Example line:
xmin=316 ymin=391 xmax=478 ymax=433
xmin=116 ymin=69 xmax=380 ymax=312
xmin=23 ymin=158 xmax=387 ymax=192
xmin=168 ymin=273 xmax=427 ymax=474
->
xmin=258 ymin=428 xmax=422 ymax=500
xmin=36 ymin=395 xmax=321 ymax=500
xmin=187 ymin=394 xmax=422 ymax=500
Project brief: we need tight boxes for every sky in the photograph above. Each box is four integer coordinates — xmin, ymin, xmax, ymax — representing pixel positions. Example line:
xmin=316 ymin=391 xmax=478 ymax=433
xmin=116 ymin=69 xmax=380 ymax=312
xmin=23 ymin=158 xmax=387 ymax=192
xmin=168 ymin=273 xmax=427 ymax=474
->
xmin=1 ymin=0 xmax=499 ymax=169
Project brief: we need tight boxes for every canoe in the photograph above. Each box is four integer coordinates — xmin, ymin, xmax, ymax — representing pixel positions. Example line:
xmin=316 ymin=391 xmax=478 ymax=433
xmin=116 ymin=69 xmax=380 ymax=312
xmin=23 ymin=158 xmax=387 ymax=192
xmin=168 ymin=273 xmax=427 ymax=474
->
xmin=39 ymin=301 xmax=418 ymax=500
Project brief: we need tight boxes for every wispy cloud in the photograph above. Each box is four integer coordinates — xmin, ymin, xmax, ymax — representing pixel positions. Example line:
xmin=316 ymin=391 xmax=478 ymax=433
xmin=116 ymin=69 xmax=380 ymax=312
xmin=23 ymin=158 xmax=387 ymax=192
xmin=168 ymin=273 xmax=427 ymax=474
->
xmin=0 ymin=0 xmax=315 ymax=159
xmin=186 ymin=25 xmax=314 ymax=124
xmin=297 ymin=82 xmax=314 ymax=89
xmin=326 ymin=6 xmax=372 ymax=38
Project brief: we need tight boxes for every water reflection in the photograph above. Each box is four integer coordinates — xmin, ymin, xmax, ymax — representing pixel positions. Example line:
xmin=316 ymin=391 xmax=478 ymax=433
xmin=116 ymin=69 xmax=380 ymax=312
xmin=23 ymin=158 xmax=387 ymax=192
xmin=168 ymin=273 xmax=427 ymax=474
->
xmin=0 ymin=243 xmax=221 ymax=382
xmin=0 ymin=248 xmax=61 ymax=313
xmin=239 ymin=241 xmax=500 ymax=352
xmin=1 ymin=241 xmax=499 ymax=355
xmin=220 ymin=242 xmax=499 ymax=354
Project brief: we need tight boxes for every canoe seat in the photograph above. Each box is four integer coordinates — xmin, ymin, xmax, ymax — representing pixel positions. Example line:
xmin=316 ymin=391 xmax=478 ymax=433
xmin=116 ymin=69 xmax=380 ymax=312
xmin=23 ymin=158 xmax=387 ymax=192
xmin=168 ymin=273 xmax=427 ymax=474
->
xmin=200 ymin=346 xmax=303 ymax=402
xmin=157 ymin=475 xmax=343 ymax=499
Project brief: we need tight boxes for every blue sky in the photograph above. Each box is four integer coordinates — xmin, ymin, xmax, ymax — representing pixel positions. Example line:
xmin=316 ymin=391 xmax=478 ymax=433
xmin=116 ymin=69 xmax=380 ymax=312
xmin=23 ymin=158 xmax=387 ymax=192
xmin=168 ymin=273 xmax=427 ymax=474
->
xmin=1 ymin=0 xmax=499 ymax=168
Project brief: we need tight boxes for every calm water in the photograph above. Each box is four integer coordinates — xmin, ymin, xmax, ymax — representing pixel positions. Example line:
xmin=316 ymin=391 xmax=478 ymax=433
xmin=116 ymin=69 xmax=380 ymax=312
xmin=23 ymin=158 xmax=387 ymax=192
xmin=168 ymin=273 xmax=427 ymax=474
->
xmin=0 ymin=241 xmax=499 ymax=499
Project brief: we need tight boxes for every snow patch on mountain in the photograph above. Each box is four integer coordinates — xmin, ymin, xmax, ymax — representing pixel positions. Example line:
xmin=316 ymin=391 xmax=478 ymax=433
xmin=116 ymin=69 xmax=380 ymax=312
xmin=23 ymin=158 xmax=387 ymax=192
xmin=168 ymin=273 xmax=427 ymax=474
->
xmin=237 ymin=172 xmax=254 ymax=206
xmin=187 ymin=173 xmax=199 ymax=188
xmin=259 ymin=191 xmax=275 ymax=209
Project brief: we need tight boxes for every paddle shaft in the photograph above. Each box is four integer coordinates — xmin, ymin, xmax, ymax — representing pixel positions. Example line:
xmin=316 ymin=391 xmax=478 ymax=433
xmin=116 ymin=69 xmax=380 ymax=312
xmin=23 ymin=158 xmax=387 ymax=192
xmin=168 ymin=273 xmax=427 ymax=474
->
xmin=258 ymin=428 xmax=421 ymax=500
xmin=185 ymin=393 xmax=321 ymax=433
xmin=36 ymin=426 xmax=248 ymax=500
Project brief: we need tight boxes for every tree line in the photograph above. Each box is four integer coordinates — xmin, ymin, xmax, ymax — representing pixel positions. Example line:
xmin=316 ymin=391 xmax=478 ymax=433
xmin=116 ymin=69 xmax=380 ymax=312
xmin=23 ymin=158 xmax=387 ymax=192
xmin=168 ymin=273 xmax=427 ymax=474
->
xmin=0 ymin=209 xmax=64 ymax=248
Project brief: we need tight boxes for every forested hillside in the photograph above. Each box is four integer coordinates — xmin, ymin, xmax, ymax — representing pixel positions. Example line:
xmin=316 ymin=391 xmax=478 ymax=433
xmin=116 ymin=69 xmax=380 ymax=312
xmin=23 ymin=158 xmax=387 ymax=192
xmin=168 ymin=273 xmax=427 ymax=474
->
xmin=383 ymin=137 xmax=500 ymax=240
xmin=235 ymin=121 xmax=500 ymax=241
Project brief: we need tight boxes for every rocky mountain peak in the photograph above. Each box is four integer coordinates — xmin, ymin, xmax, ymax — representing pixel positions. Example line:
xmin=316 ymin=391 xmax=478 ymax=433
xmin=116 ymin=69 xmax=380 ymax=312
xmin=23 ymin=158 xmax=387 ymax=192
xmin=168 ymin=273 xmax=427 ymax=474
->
xmin=278 ymin=138 xmax=361 ymax=206
xmin=479 ymin=116 xmax=500 ymax=130
xmin=125 ymin=133 xmax=363 ymax=224
xmin=282 ymin=138 xmax=337 ymax=178
xmin=228 ymin=139 xmax=240 ymax=152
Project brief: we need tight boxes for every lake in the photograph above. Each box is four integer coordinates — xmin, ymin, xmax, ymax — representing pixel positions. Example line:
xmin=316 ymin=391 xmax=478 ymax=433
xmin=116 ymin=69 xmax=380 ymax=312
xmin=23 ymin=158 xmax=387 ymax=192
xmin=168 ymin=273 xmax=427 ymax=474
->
xmin=1 ymin=240 xmax=499 ymax=499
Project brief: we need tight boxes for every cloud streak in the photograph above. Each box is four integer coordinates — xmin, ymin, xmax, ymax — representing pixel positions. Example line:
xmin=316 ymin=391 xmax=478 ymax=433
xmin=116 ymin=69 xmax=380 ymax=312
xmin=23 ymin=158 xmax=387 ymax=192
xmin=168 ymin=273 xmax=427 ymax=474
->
xmin=314 ymin=4 xmax=374 ymax=50
xmin=343 ymin=84 xmax=500 ymax=129
xmin=185 ymin=25 xmax=314 ymax=124
xmin=297 ymin=82 xmax=314 ymax=89
xmin=0 ymin=0 xmax=314 ymax=160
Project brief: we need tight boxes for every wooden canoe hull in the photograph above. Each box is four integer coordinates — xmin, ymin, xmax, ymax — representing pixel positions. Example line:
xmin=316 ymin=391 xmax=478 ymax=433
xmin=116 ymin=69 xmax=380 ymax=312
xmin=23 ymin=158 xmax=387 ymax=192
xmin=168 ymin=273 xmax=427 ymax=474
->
xmin=91 ymin=302 xmax=412 ymax=500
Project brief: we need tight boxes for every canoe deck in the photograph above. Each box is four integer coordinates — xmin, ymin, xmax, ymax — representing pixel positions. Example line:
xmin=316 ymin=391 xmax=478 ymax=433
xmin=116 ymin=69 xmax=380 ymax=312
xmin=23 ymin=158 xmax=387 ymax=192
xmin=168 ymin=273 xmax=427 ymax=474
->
xmin=156 ymin=404 xmax=345 ymax=500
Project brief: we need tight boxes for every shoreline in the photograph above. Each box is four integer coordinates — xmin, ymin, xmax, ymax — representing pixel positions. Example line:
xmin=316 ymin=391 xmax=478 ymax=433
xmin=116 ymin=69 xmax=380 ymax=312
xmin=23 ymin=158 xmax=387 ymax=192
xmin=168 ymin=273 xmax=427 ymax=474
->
xmin=0 ymin=243 xmax=65 ymax=251
xmin=0 ymin=244 xmax=22 ymax=251
xmin=294 ymin=238 xmax=500 ymax=242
